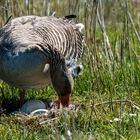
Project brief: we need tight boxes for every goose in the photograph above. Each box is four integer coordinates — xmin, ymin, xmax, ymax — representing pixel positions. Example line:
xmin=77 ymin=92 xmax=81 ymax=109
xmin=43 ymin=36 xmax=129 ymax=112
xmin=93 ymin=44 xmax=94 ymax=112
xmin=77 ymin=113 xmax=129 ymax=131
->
xmin=0 ymin=15 xmax=84 ymax=108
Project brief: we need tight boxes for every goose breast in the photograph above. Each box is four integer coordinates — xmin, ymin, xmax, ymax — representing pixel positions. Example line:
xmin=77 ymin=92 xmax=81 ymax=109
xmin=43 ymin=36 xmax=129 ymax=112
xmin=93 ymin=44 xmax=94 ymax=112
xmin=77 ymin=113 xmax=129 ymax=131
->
xmin=0 ymin=47 xmax=51 ymax=89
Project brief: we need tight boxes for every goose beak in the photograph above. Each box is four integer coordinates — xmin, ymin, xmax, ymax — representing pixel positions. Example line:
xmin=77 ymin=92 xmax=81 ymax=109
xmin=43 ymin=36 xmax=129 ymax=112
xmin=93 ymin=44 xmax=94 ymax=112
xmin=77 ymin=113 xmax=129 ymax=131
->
xmin=58 ymin=94 xmax=70 ymax=108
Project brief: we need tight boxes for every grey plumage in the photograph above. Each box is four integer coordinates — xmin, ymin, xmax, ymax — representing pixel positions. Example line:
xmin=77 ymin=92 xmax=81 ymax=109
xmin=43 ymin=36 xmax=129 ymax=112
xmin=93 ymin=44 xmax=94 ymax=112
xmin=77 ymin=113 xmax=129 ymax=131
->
xmin=0 ymin=15 xmax=84 ymax=107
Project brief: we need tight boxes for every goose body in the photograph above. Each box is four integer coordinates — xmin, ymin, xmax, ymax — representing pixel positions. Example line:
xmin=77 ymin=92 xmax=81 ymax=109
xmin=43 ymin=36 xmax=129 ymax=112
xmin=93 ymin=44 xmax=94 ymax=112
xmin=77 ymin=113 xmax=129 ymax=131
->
xmin=0 ymin=15 xmax=84 ymax=107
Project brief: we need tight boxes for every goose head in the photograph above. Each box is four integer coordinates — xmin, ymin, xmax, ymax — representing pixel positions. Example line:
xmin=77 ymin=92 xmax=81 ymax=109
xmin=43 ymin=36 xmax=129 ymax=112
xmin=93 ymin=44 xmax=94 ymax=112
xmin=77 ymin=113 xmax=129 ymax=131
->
xmin=50 ymin=60 xmax=74 ymax=107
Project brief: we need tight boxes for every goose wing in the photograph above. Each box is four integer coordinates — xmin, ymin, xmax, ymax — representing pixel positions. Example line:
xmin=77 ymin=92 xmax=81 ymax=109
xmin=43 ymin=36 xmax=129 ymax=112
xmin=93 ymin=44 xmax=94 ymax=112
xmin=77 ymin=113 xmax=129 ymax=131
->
xmin=33 ymin=15 xmax=85 ymax=67
xmin=0 ymin=15 xmax=84 ymax=67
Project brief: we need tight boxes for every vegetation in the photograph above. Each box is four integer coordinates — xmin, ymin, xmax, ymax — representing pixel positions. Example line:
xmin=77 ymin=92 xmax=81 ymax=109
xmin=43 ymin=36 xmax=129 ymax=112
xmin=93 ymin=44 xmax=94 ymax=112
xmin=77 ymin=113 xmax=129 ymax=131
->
xmin=0 ymin=0 xmax=140 ymax=139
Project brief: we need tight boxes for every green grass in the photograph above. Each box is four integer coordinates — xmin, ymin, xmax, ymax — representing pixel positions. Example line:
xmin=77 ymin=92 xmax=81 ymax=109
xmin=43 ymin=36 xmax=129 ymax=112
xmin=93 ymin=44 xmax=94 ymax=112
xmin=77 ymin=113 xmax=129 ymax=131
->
xmin=0 ymin=0 xmax=140 ymax=139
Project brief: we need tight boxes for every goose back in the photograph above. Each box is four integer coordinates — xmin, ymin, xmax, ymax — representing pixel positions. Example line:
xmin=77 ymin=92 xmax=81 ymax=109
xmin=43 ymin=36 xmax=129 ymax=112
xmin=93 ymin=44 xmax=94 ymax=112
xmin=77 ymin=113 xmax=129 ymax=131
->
xmin=0 ymin=15 xmax=84 ymax=63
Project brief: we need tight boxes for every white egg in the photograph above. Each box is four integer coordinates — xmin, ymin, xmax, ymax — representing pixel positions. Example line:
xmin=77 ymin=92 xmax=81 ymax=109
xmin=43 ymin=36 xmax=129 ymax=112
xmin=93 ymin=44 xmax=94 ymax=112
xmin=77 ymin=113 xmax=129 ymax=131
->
xmin=20 ymin=100 xmax=46 ymax=114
